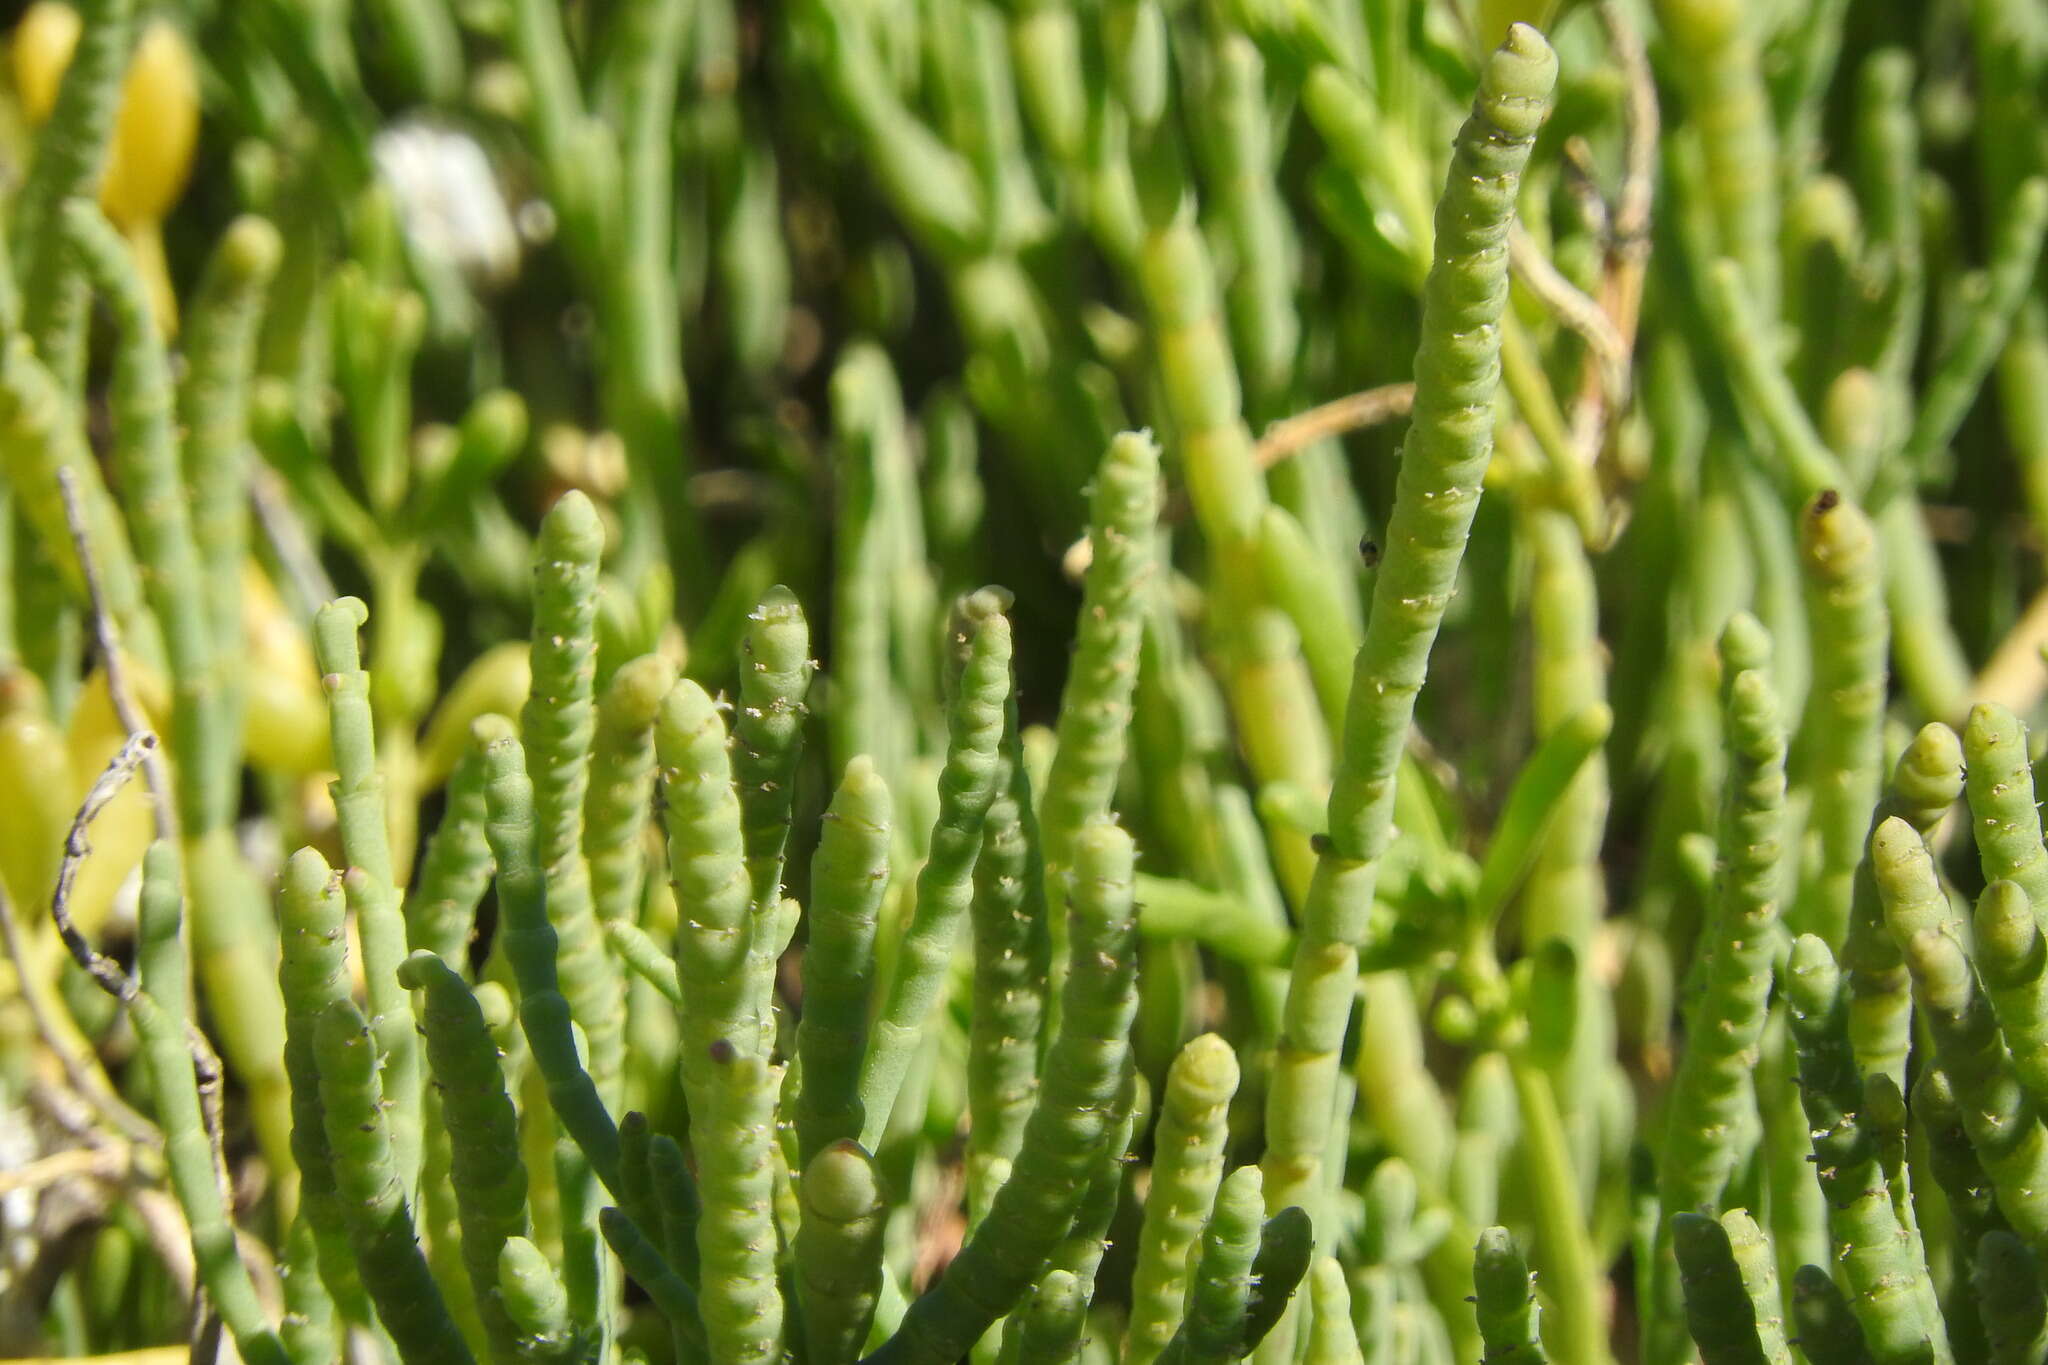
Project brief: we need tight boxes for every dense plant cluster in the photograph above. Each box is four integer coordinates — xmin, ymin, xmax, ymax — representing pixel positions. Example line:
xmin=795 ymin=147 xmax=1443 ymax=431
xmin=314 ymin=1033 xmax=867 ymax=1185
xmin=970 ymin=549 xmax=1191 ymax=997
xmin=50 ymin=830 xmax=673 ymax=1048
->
xmin=0 ymin=0 xmax=2046 ymax=1363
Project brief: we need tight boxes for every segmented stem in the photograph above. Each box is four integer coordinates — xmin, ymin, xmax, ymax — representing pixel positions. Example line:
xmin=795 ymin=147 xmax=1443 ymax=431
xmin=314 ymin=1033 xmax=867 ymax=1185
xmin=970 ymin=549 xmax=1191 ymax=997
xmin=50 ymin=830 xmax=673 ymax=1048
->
xmin=1263 ymin=27 xmax=1556 ymax=1241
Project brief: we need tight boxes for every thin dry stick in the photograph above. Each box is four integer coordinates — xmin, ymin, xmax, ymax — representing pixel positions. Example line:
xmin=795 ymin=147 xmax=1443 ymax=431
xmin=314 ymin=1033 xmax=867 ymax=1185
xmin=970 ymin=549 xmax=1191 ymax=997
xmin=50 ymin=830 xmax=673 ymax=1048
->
xmin=50 ymin=735 xmax=156 ymax=1003
xmin=1509 ymin=224 xmax=1630 ymax=425
xmin=1553 ymin=0 xmax=1658 ymax=470
xmin=50 ymin=736 xmax=245 ymax=1315
xmin=234 ymin=1223 xmax=285 ymax=1315
xmin=0 ymin=1145 xmax=135 ymax=1198
xmin=1561 ymin=138 xmax=1613 ymax=242
xmin=130 ymin=1187 xmax=201 ymax=1309
xmin=1254 ymin=381 xmax=1417 ymax=467
xmin=1063 ymin=382 xmax=1417 ymax=578
xmin=249 ymin=464 xmax=338 ymax=612
xmin=57 ymin=469 xmax=238 ymax=1207
xmin=188 ymin=1034 xmax=232 ymax=1222
xmin=1598 ymin=0 xmax=1657 ymax=340
xmin=29 ymin=1073 xmax=124 ymax=1147
xmin=56 ymin=468 xmax=175 ymax=843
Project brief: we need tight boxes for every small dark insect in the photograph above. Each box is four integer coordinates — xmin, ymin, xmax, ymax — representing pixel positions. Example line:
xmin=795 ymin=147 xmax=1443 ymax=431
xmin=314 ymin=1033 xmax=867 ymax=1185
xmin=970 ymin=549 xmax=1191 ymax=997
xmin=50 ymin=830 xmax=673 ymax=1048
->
xmin=1360 ymin=538 xmax=1382 ymax=567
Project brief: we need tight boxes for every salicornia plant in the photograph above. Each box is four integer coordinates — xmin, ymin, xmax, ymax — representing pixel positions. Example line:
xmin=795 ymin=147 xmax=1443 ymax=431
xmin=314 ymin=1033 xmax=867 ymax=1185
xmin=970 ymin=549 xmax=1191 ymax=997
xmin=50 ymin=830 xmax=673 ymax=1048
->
xmin=7 ymin=0 xmax=2048 ymax=1362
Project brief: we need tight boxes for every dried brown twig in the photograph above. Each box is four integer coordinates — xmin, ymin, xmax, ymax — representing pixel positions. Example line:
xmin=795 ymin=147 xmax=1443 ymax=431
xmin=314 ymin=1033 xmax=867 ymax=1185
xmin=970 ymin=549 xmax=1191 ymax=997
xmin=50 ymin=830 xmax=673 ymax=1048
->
xmin=56 ymin=468 xmax=174 ymax=843
xmin=54 ymin=470 xmax=238 ymax=1227
xmin=1062 ymin=382 xmax=1416 ymax=579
